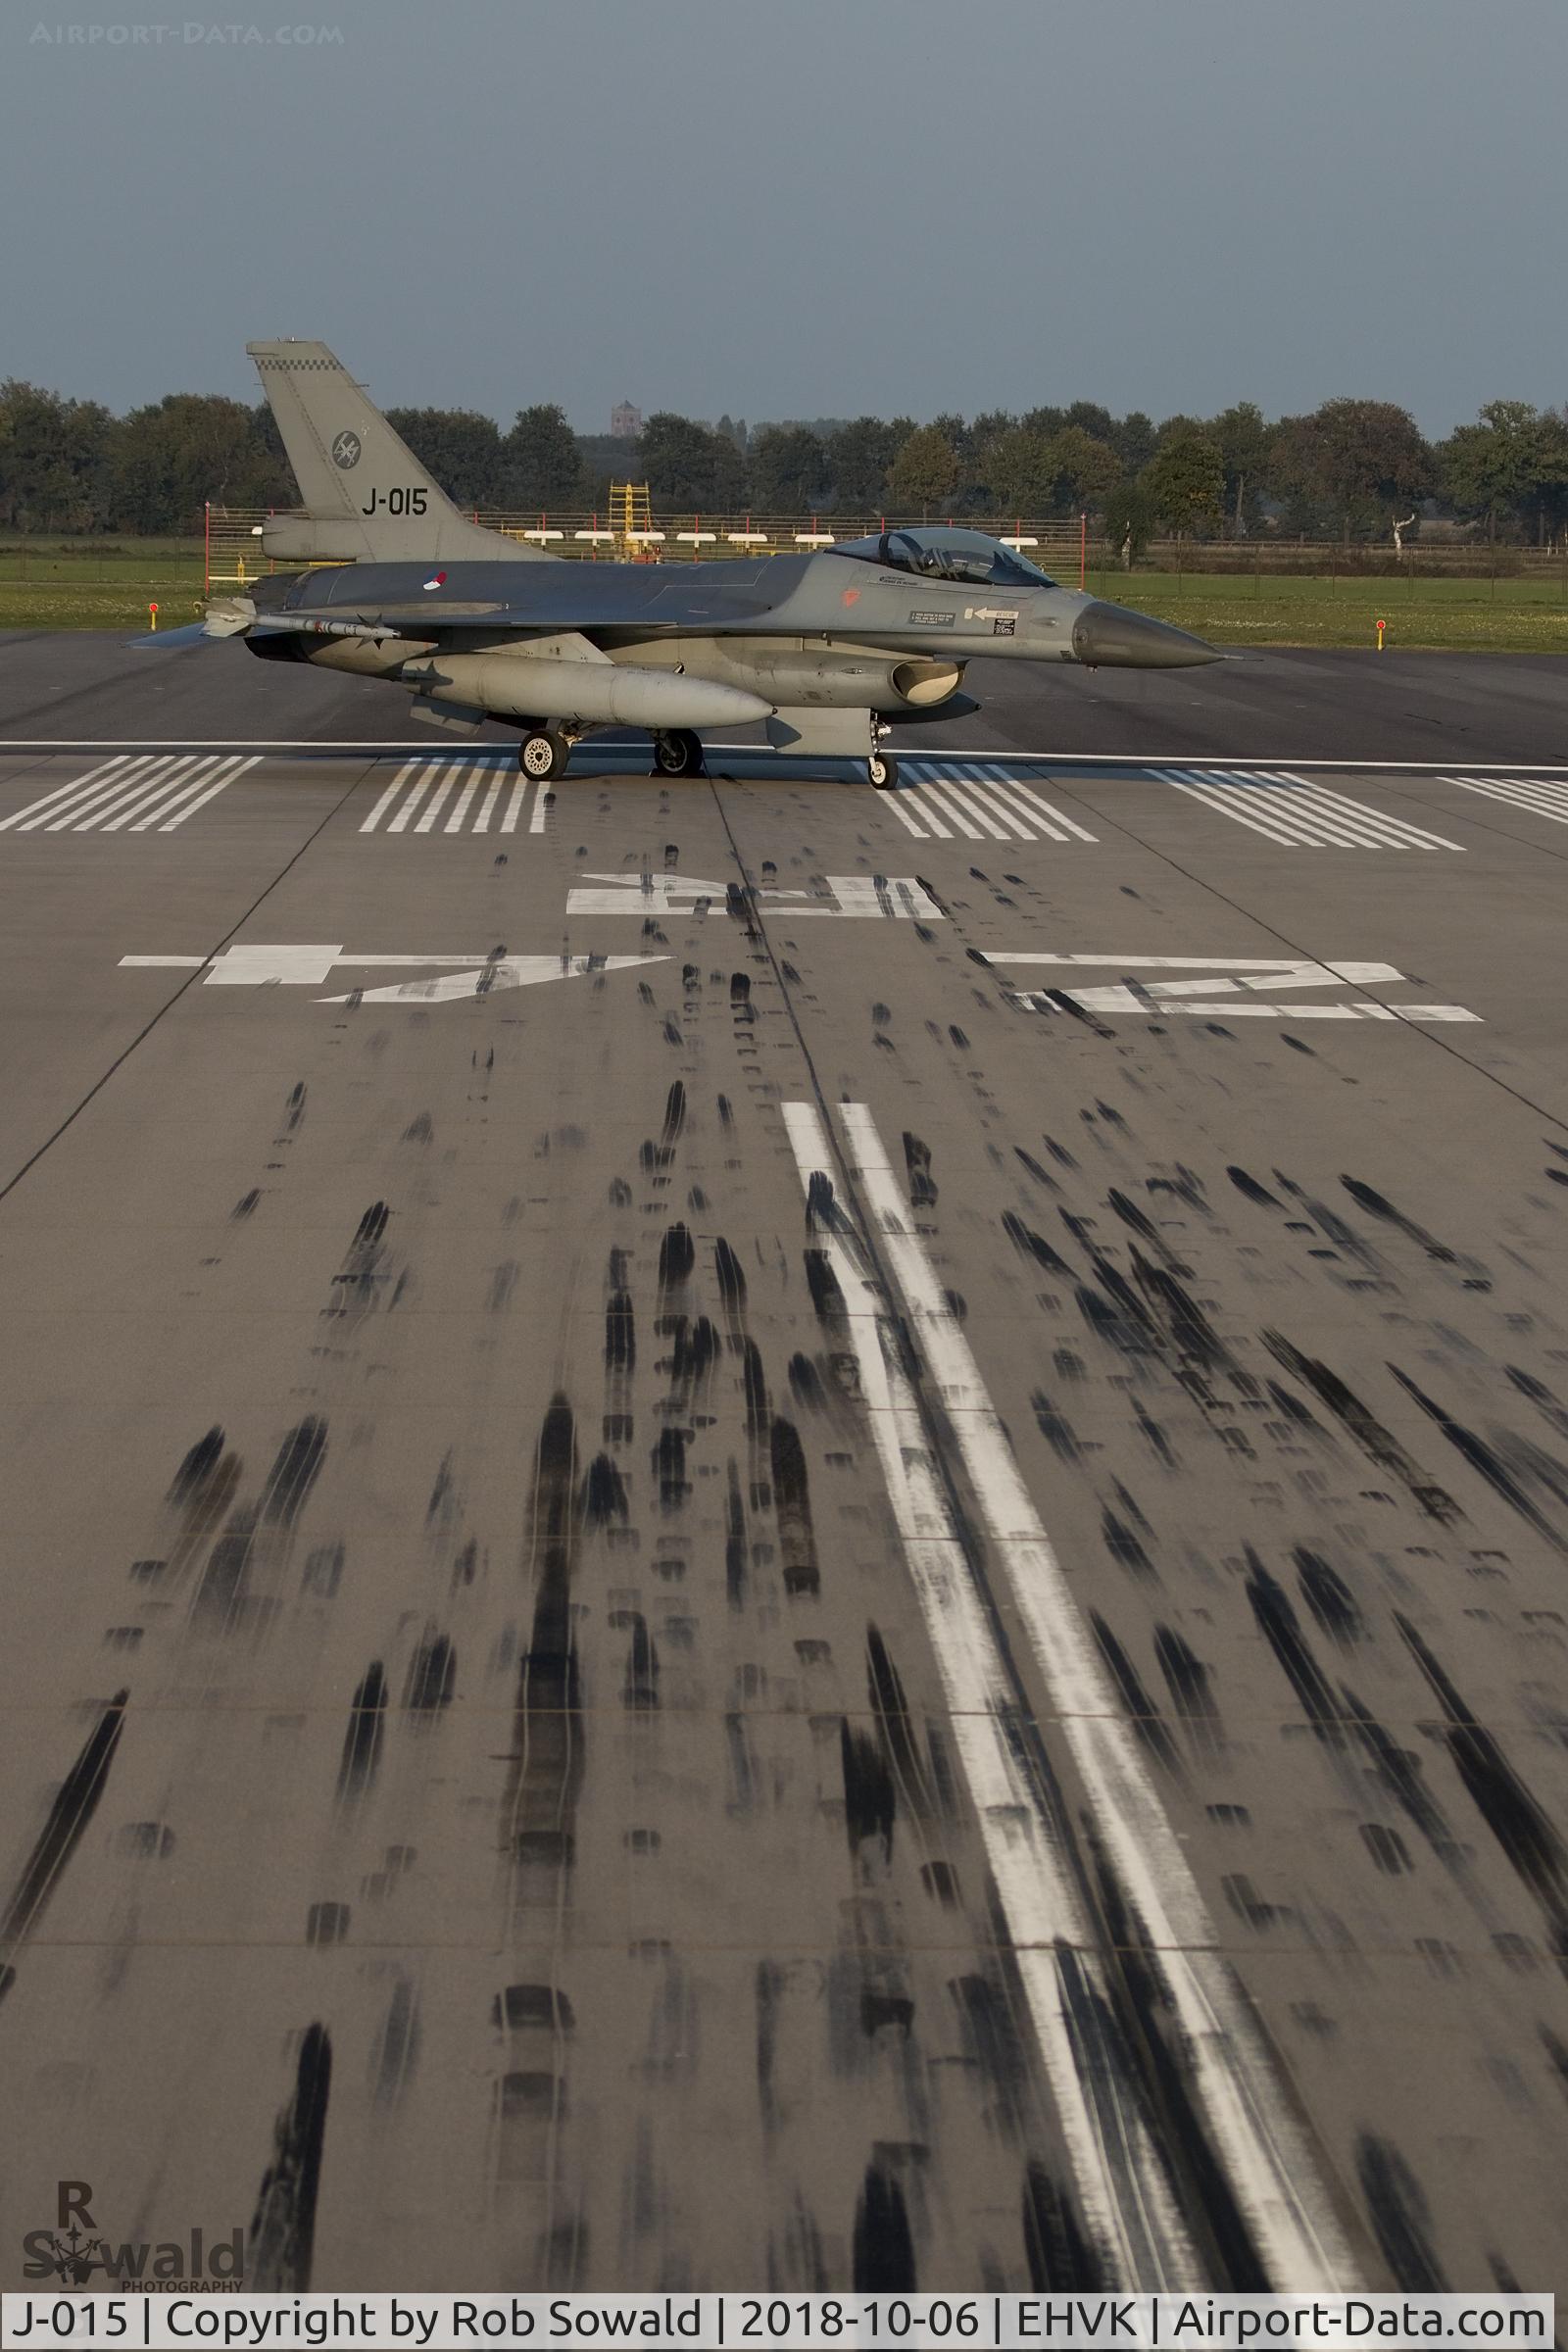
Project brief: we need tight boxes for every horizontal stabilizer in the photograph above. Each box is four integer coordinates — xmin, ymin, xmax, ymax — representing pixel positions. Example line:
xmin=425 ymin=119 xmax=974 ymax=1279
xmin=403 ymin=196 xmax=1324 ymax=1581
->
xmin=127 ymin=620 xmax=211 ymax=650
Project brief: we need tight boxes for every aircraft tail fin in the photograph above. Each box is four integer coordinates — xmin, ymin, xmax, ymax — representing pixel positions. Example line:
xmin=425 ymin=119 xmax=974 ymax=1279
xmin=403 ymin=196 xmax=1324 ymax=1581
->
xmin=247 ymin=340 xmax=549 ymax=564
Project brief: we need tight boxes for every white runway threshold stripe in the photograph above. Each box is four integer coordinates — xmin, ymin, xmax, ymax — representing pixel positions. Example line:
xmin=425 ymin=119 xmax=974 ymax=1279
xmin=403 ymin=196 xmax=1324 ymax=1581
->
xmin=784 ymin=1098 xmax=1359 ymax=2293
xmin=891 ymin=761 xmax=1098 ymax=844
xmin=360 ymin=756 xmax=545 ymax=835
xmin=1446 ymin=772 xmax=1568 ymax=825
xmin=1154 ymin=768 xmax=1465 ymax=850
xmin=0 ymin=753 xmax=261 ymax=834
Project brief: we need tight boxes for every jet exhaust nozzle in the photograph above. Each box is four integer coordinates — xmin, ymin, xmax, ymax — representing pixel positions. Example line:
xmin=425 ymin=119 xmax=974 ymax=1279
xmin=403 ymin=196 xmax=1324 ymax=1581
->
xmin=403 ymin=653 xmax=771 ymax=730
xmin=261 ymin=515 xmax=384 ymax=564
xmin=1071 ymin=601 xmax=1221 ymax=668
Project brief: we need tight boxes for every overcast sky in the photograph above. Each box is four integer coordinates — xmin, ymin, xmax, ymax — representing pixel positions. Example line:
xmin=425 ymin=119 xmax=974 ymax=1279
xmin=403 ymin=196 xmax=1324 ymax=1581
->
xmin=3 ymin=0 xmax=1561 ymax=436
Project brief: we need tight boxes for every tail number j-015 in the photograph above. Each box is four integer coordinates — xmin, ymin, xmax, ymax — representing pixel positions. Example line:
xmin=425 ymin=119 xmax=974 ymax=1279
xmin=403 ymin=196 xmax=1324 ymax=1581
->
xmin=361 ymin=487 xmax=430 ymax=516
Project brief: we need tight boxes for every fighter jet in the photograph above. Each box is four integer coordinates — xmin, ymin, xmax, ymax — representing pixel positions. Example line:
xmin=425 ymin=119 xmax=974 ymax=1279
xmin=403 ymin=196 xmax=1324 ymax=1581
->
xmin=165 ymin=340 xmax=1219 ymax=789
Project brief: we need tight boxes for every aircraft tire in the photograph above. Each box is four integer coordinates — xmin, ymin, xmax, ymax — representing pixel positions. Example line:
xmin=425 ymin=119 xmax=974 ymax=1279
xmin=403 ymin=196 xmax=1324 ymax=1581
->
xmin=519 ymin=729 xmax=568 ymax=780
xmin=867 ymin=752 xmax=899 ymax=790
xmin=653 ymin=729 xmax=706 ymax=778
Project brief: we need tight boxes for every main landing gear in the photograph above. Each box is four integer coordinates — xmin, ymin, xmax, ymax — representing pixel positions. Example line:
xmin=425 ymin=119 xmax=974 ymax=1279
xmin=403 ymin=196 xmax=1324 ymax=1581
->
xmin=518 ymin=728 xmax=569 ymax=781
xmin=652 ymin=729 xmax=707 ymax=778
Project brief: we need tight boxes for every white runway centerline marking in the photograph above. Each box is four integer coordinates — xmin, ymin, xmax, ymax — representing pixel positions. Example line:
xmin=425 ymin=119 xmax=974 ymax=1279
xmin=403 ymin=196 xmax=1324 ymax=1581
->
xmin=813 ymin=1100 xmax=1357 ymax=2290
xmin=780 ymin=1102 xmax=1199 ymax=2292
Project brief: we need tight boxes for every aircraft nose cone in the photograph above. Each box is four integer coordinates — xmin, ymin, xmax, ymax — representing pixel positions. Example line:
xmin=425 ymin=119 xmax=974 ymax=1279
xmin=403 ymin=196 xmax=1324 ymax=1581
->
xmin=1071 ymin=600 xmax=1221 ymax=668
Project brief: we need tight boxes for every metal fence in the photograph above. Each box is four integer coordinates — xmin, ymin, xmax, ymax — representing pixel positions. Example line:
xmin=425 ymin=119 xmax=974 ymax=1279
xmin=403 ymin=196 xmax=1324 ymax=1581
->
xmin=200 ymin=505 xmax=1568 ymax=591
xmin=202 ymin=507 xmax=1090 ymax=586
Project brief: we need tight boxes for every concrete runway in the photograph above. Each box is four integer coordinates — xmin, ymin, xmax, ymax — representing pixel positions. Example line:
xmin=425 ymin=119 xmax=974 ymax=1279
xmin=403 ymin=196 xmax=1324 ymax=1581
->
xmin=2 ymin=631 xmax=1567 ymax=2296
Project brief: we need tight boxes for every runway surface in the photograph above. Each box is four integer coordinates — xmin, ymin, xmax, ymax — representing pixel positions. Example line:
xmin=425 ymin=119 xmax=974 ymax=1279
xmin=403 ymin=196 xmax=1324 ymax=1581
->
xmin=1 ymin=632 xmax=1567 ymax=2297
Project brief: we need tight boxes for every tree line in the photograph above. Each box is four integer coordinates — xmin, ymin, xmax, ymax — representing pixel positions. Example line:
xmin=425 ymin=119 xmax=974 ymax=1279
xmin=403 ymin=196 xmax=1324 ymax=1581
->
xmin=2 ymin=375 xmax=1566 ymax=545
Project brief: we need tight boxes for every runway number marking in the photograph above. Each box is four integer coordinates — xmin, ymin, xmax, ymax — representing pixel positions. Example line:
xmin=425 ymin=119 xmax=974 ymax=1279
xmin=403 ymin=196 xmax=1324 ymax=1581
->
xmin=119 ymin=946 xmax=665 ymax=1004
xmin=997 ymin=952 xmax=1480 ymax=1022
xmin=564 ymin=873 xmax=945 ymax=919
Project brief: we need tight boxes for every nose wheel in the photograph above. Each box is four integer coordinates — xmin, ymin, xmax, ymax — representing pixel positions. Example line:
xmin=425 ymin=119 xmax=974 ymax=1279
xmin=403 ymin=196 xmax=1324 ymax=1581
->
xmin=518 ymin=728 xmax=569 ymax=780
xmin=652 ymin=729 xmax=707 ymax=778
xmin=867 ymin=751 xmax=900 ymax=790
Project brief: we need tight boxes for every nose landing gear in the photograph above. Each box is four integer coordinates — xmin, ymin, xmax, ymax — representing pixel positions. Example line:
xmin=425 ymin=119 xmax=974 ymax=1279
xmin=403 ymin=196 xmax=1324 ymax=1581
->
xmin=868 ymin=719 xmax=899 ymax=790
xmin=652 ymin=729 xmax=707 ymax=778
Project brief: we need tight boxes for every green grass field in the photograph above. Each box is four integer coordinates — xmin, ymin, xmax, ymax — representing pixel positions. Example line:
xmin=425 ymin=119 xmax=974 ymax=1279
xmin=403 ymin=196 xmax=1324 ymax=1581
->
xmin=0 ymin=540 xmax=205 ymax=631
xmin=0 ymin=540 xmax=1565 ymax=651
xmin=1085 ymin=566 xmax=1568 ymax=653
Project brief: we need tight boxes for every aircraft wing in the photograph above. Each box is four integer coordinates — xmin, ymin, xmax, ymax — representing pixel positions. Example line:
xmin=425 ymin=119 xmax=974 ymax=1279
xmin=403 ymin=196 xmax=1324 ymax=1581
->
xmin=234 ymin=562 xmax=813 ymax=643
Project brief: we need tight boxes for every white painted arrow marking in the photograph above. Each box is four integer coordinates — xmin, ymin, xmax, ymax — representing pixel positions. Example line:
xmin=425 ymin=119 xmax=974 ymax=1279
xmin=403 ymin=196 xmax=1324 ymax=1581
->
xmin=118 ymin=947 xmax=667 ymax=1003
xmin=319 ymin=954 xmax=663 ymax=1004
xmin=999 ymin=953 xmax=1404 ymax=985
xmin=566 ymin=874 xmax=727 ymax=913
xmin=119 ymin=945 xmax=349 ymax=985
xmin=993 ymin=952 xmax=1479 ymax=1023
xmin=565 ymin=873 xmax=944 ymax=919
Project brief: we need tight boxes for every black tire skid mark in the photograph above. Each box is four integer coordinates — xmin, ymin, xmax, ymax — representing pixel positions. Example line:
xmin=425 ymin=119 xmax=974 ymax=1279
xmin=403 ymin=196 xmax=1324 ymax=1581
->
xmin=248 ymin=2024 xmax=332 ymax=2290
xmin=0 ymin=1688 xmax=128 ymax=1997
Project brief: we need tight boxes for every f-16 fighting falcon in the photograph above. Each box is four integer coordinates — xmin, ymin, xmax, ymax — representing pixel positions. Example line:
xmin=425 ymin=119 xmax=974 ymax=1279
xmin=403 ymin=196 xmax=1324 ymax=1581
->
xmin=150 ymin=341 xmax=1220 ymax=788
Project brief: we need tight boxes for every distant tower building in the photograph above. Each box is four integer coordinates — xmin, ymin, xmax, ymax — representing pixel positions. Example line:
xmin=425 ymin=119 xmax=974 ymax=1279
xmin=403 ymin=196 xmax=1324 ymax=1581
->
xmin=611 ymin=400 xmax=643 ymax=440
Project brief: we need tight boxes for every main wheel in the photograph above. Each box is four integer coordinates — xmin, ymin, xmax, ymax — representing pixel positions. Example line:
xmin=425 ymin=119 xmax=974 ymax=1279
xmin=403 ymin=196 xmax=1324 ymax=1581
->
xmin=867 ymin=751 xmax=899 ymax=790
xmin=519 ymin=729 xmax=567 ymax=780
xmin=653 ymin=729 xmax=706 ymax=778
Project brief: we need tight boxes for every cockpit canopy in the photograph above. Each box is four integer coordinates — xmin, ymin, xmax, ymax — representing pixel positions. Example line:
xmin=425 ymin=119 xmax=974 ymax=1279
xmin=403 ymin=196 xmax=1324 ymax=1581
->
xmin=835 ymin=525 xmax=1058 ymax=590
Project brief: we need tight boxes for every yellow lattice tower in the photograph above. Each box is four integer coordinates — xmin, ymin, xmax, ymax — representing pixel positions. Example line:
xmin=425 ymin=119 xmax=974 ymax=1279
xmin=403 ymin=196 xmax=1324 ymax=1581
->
xmin=611 ymin=481 xmax=653 ymax=555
